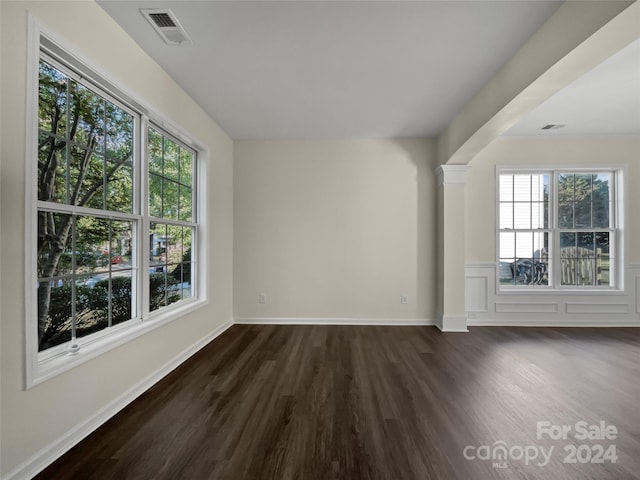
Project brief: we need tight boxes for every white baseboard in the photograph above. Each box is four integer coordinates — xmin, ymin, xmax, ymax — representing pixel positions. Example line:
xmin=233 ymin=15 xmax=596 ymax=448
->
xmin=467 ymin=318 xmax=640 ymax=327
xmin=234 ymin=317 xmax=435 ymax=326
xmin=435 ymin=313 xmax=469 ymax=332
xmin=4 ymin=319 xmax=234 ymax=480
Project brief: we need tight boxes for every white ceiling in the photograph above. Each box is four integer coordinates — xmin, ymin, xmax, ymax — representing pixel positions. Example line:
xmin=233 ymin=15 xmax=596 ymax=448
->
xmin=506 ymin=38 xmax=640 ymax=138
xmin=98 ymin=1 xmax=639 ymax=141
xmin=98 ymin=0 xmax=564 ymax=140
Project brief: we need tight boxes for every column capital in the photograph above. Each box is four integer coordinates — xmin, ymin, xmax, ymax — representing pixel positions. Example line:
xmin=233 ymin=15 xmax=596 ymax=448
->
xmin=434 ymin=164 xmax=469 ymax=187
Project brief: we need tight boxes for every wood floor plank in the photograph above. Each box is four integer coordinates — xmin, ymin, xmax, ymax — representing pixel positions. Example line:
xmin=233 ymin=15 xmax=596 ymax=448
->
xmin=35 ymin=325 xmax=640 ymax=480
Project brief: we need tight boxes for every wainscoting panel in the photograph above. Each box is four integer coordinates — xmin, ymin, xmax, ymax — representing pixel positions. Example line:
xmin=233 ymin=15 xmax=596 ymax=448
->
xmin=565 ymin=303 xmax=629 ymax=314
xmin=495 ymin=303 xmax=558 ymax=313
xmin=466 ymin=263 xmax=640 ymax=327
xmin=465 ymin=276 xmax=488 ymax=312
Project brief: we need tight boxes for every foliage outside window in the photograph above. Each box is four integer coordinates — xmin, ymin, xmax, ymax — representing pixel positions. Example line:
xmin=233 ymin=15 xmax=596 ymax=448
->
xmin=498 ymin=170 xmax=617 ymax=289
xmin=36 ymin=54 xmax=198 ymax=355
xmin=147 ymin=128 xmax=195 ymax=312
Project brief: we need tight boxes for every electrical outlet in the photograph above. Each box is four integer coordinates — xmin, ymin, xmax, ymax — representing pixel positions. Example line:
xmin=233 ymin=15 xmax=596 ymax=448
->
xmin=258 ymin=293 xmax=267 ymax=304
xmin=400 ymin=295 xmax=408 ymax=304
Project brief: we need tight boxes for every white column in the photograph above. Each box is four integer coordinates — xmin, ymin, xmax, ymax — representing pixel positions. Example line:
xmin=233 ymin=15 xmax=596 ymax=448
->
xmin=434 ymin=165 xmax=469 ymax=332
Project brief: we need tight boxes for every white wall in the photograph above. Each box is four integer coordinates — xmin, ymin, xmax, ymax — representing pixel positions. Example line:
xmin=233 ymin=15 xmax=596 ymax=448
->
xmin=234 ymin=139 xmax=436 ymax=322
xmin=465 ymin=136 xmax=640 ymax=326
xmin=0 ymin=1 xmax=233 ymax=477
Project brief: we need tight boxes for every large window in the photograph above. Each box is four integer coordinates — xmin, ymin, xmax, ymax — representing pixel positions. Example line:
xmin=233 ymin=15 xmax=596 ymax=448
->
xmin=498 ymin=169 xmax=620 ymax=289
xmin=31 ymin=44 xmax=201 ymax=370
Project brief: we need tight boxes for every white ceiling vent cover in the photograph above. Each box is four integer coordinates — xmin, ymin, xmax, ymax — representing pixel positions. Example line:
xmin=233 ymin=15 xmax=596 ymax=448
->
xmin=141 ymin=9 xmax=192 ymax=46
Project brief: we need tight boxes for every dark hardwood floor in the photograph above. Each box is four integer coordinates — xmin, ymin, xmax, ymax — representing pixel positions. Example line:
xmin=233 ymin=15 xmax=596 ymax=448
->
xmin=36 ymin=325 xmax=640 ymax=480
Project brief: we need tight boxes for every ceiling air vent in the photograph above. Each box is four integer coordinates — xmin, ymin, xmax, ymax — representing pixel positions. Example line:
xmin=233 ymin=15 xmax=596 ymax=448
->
xmin=141 ymin=9 xmax=192 ymax=46
xmin=540 ymin=124 xmax=566 ymax=130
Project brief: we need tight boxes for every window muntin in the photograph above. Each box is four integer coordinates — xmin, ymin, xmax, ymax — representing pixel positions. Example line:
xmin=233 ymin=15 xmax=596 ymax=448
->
xmin=38 ymin=60 xmax=134 ymax=213
xmin=148 ymin=128 xmax=193 ymax=222
xmin=147 ymin=128 xmax=196 ymax=313
xmin=35 ymin=52 xmax=199 ymax=357
xmin=499 ymin=174 xmax=550 ymax=286
xmin=498 ymin=170 xmax=617 ymax=289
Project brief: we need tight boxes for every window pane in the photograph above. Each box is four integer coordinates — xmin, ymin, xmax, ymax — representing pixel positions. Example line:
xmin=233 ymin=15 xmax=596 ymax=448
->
xmin=179 ymin=185 xmax=192 ymax=222
xmin=73 ymin=216 xmax=107 ymax=276
xmin=38 ymin=211 xmax=73 ymax=279
xmin=76 ymin=278 xmax=108 ymax=339
xmin=168 ymin=264 xmax=183 ymax=300
xmin=592 ymin=174 xmax=611 ymax=228
xmin=167 ymin=278 xmax=181 ymax=307
xmin=150 ymin=223 xmax=167 ymax=272
xmin=38 ymin=61 xmax=68 ymax=136
xmin=558 ymin=174 xmax=574 ymax=202
xmin=577 ymin=232 xmax=595 ymax=256
xmin=148 ymin=128 xmax=163 ymax=174
xmin=110 ymin=272 xmax=133 ymax=325
xmin=166 ymin=224 xmax=183 ymax=265
xmin=531 ymin=202 xmax=547 ymax=229
xmin=106 ymin=160 xmax=133 ymax=213
xmin=561 ymin=259 xmax=577 ymax=286
xmin=560 ymin=232 xmax=596 ymax=286
xmin=499 ymin=174 xmax=548 ymax=231
xmin=513 ymin=203 xmax=531 ymax=229
xmin=105 ymin=102 xmax=133 ymax=161
xmin=149 ymin=173 xmax=163 ymax=218
xmin=111 ymin=220 xmax=133 ymax=271
xmin=576 ymin=259 xmax=596 ymax=286
xmin=149 ymin=271 xmax=166 ymax=312
xmin=574 ymin=196 xmax=592 ymax=228
xmin=557 ymin=173 xmax=611 ymax=230
xmin=560 ymin=232 xmax=576 ymax=250
xmin=181 ymin=228 xmax=193 ymax=296
xmin=38 ymin=280 xmax=73 ymax=351
xmin=39 ymin=61 xmax=134 ymax=214
xmin=499 ymin=202 xmax=513 ymax=229
xmin=148 ymin=128 xmax=195 ymax=223
xmin=68 ymin=147 xmax=104 ymax=209
xmin=558 ymin=203 xmax=574 ymax=228
xmin=515 ymin=232 xmax=535 ymax=258
xmin=596 ymin=233 xmax=612 ymax=286
xmin=163 ymin=180 xmax=179 ymax=220
xmin=183 ymin=227 xmax=193 ymax=259
xmin=149 ymin=270 xmax=180 ymax=311
xmin=499 ymin=259 xmax=516 ymax=285
xmin=180 ymin=149 xmax=193 ymax=187
xmin=499 ymin=232 xmax=515 ymax=259
xmin=513 ymin=175 xmax=531 ymax=201
xmin=181 ymin=264 xmax=193 ymax=300
xmin=149 ymin=223 xmax=185 ymax=312
xmin=38 ymin=134 xmax=68 ymax=203
xmin=164 ymin=138 xmax=180 ymax=182
xmin=69 ymin=80 xmax=105 ymax=150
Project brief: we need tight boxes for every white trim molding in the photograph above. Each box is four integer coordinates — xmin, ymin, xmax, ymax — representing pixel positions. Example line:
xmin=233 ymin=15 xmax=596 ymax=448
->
xmin=434 ymin=164 xmax=470 ymax=186
xmin=466 ymin=263 xmax=640 ymax=327
xmin=4 ymin=319 xmax=233 ymax=480
xmin=435 ymin=313 xmax=469 ymax=332
xmin=234 ymin=317 xmax=435 ymax=326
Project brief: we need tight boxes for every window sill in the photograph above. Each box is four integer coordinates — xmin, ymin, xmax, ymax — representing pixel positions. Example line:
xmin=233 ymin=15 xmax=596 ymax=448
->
xmin=28 ymin=297 xmax=208 ymax=388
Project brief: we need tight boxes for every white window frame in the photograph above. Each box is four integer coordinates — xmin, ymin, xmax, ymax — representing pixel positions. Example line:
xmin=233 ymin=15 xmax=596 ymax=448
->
xmin=496 ymin=165 xmax=625 ymax=293
xmin=24 ymin=20 xmax=209 ymax=388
